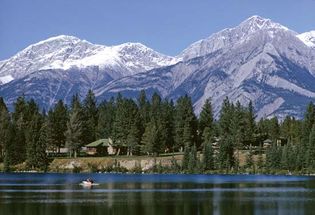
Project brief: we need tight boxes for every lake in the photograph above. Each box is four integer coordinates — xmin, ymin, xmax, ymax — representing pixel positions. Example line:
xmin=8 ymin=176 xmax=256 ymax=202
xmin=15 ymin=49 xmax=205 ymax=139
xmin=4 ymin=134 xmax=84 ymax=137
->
xmin=0 ymin=173 xmax=315 ymax=215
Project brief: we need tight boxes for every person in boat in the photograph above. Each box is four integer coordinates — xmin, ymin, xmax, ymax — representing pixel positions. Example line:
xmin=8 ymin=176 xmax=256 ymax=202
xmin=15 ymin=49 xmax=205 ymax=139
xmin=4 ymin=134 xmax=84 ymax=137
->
xmin=86 ymin=178 xmax=94 ymax=183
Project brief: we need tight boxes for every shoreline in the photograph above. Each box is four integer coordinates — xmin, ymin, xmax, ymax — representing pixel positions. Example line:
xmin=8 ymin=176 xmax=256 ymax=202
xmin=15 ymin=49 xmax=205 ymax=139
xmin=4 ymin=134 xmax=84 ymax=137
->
xmin=2 ymin=154 xmax=315 ymax=176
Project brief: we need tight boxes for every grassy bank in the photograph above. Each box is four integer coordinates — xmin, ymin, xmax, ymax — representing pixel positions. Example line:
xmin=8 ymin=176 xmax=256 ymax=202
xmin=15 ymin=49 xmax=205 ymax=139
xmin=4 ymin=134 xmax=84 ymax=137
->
xmin=48 ymin=154 xmax=183 ymax=173
xmin=0 ymin=150 xmax=310 ymax=175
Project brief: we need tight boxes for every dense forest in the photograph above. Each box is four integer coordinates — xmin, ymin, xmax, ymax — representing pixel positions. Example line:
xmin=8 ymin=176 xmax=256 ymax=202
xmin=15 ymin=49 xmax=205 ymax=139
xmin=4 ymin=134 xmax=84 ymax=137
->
xmin=1 ymin=90 xmax=315 ymax=174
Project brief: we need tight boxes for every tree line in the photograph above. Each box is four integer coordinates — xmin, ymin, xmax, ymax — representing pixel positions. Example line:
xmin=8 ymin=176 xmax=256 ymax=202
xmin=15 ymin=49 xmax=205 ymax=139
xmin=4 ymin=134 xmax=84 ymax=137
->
xmin=1 ymin=90 xmax=315 ymax=173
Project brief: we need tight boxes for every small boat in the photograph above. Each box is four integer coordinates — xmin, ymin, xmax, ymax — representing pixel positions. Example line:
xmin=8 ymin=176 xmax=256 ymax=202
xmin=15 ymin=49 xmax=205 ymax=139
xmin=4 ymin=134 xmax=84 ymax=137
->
xmin=81 ymin=180 xmax=94 ymax=186
xmin=80 ymin=179 xmax=99 ymax=186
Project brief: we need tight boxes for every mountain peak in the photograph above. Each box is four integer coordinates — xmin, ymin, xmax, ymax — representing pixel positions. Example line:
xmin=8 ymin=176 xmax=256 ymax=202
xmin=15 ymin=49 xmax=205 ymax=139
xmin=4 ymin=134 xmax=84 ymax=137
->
xmin=239 ymin=15 xmax=289 ymax=32
xmin=178 ymin=15 xmax=291 ymax=60
xmin=29 ymin=35 xmax=84 ymax=48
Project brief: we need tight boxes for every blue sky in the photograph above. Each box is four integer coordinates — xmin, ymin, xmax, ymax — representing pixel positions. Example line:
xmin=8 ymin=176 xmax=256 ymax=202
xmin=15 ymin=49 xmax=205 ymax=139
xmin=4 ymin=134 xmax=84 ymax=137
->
xmin=1 ymin=0 xmax=315 ymax=60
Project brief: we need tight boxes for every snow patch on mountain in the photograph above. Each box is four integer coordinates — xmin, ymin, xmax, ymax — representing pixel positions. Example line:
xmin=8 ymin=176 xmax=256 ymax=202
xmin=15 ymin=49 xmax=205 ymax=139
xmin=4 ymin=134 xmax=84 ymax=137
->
xmin=297 ymin=31 xmax=315 ymax=47
xmin=0 ymin=75 xmax=14 ymax=84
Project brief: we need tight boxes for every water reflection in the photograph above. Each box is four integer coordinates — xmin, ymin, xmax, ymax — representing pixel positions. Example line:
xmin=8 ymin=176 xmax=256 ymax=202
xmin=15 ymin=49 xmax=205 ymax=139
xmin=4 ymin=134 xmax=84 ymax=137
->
xmin=0 ymin=173 xmax=314 ymax=215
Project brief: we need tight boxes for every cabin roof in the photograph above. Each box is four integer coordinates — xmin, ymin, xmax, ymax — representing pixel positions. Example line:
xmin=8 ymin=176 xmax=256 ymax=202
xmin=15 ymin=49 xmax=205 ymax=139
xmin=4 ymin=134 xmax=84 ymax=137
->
xmin=263 ymin=139 xmax=272 ymax=143
xmin=86 ymin=139 xmax=111 ymax=147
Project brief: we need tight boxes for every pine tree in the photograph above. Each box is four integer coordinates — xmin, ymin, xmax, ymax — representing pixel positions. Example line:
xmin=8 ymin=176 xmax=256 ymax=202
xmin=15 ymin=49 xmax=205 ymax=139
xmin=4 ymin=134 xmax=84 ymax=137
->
xmin=269 ymin=117 xmax=280 ymax=142
xmin=141 ymin=121 xmax=159 ymax=155
xmin=188 ymin=145 xmax=198 ymax=173
xmin=112 ymin=96 xmax=140 ymax=155
xmin=159 ymin=100 xmax=175 ymax=152
xmin=302 ymin=102 xmax=315 ymax=145
xmin=65 ymin=106 xmax=83 ymax=158
xmin=182 ymin=146 xmax=190 ymax=171
xmin=257 ymin=147 xmax=265 ymax=172
xmin=82 ymin=90 xmax=98 ymax=145
xmin=218 ymin=135 xmax=234 ymax=170
xmin=137 ymin=90 xmax=151 ymax=138
xmin=174 ymin=95 xmax=198 ymax=151
xmin=96 ymin=99 xmax=115 ymax=139
xmin=307 ymin=124 xmax=315 ymax=170
xmin=112 ymin=95 xmax=128 ymax=153
xmin=183 ymin=119 xmax=194 ymax=147
xmin=0 ymin=98 xmax=10 ymax=160
xmin=199 ymin=99 xmax=214 ymax=144
xmin=26 ymin=113 xmax=44 ymax=169
xmin=126 ymin=123 xmax=140 ymax=156
xmin=219 ymin=97 xmax=231 ymax=135
xmin=266 ymin=145 xmax=281 ymax=171
xmin=150 ymin=92 xmax=162 ymax=120
xmin=203 ymin=142 xmax=214 ymax=171
xmin=232 ymin=101 xmax=246 ymax=170
xmin=47 ymin=100 xmax=68 ymax=153
xmin=3 ymin=123 xmax=16 ymax=172
xmin=244 ymin=101 xmax=256 ymax=145
xmin=35 ymin=123 xmax=49 ymax=171
xmin=11 ymin=96 xmax=28 ymax=163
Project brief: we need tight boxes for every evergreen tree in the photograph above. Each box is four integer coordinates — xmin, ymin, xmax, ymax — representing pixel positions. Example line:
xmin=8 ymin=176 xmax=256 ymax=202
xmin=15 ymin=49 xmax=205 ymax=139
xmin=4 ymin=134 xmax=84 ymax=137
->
xmin=112 ymin=94 xmax=128 ymax=153
xmin=219 ymin=97 xmax=233 ymax=135
xmin=126 ymin=122 xmax=140 ymax=156
xmin=3 ymin=123 xmax=16 ymax=172
xmin=141 ymin=120 xmax=159 ymax=155
xmin=137 ymin=90 xmax=151 ymax=136
xmin=203 ymin=142 xmax=214 ymax=171
xmin=266 ymin=145 xmax=281 ymax=171
xmin=26 ymin=113 xmax=44 ymax=169
xmin=307 ymin=124 xmax=315 ymax=170
xmin=244 ymin=101 xmax=256 ymax=145
xmin=182 ymin=146 xmax=190 ymax=171
xmin=34 ymin=123 xmax=49 ymax=171
xmin=218 ymin=135 xmax=235 ymax=170
xmin=112 ymin=96 xmax=140 ymax=155
xmin=150 ymin=92 xmax=162 ymax=120
xmin=0 ymin=98 xmax=9 ymax=160
xmin=96 ymin=99 xmax=116 ymax=139
xmin=257 ymin=147 xmax=265 ymax=172
xmin=174 ymin=95 xmax=198 ymax=151
xmin=302 ymin=102 xmax=315 ymax=145
xmin=199 ymin=99 xmax=214 ymax=144
xmin=232 ymin=101 xmax=246 ymax=170
xmin=159 ymin=100 xmax=175 ymax=152
xmin=11 ymin=96 xmax=28 ymax=164
xmin=47 ymin=100 xmax=68 ymax=153
xmin=183 ymin=119 xmax=194 ymax=147
xmin=188 ymin=145 xmax=198 ymax=173
xmin=269 ymin=117 xmax=280 ymax=141
xmin=65 ymin=105 xmax=83 ymax=158
xmin=82 ymin=90 xmax=98 ymax=144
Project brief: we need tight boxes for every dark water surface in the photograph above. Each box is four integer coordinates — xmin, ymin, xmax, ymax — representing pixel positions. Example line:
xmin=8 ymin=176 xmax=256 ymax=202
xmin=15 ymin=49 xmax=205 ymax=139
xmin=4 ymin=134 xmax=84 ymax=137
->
xmin=1 ymin=173 xmax=315 ymax=215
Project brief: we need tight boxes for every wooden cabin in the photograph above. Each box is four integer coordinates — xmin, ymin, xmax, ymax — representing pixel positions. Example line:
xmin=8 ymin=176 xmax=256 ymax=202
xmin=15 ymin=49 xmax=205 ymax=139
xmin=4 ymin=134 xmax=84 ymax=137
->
xmin=85 ymin=138 xmax=116 ymax=156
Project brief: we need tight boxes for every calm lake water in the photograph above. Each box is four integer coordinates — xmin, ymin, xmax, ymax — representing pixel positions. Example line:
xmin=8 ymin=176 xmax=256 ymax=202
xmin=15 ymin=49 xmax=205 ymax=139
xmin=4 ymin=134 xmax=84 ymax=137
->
xmin=0 ymin=173 xmax=315 ymax=215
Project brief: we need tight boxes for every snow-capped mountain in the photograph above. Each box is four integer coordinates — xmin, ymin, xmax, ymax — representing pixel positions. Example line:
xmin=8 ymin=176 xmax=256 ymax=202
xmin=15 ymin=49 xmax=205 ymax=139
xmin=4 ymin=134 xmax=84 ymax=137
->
xmin=1 ymin=15 xmax=315 ymax=119
xmin=0 ymin=35 xmax=178 ymax=109
xmin=178 ymin=15 xmax=292 ymax=61
xmin=96 ymin=15 xmax=315 ymax=119
xmin=0 ymin=35 xmax=178 ymax=83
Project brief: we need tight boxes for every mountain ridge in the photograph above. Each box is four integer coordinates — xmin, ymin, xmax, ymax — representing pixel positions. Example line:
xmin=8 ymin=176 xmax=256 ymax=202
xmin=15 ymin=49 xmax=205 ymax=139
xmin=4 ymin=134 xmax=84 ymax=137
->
xmin=1 ymin=15 xmax=315 ymax=119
